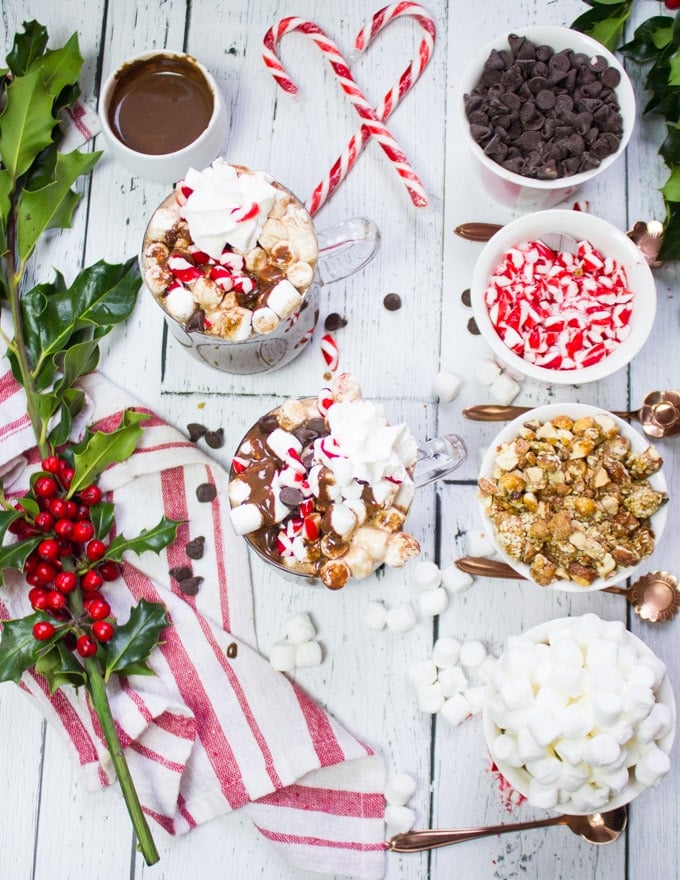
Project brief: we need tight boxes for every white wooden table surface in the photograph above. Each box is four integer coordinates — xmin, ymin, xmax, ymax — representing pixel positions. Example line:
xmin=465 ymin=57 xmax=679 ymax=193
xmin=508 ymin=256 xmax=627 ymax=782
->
xmin=1 ymin=1 xmax=679 ymax=878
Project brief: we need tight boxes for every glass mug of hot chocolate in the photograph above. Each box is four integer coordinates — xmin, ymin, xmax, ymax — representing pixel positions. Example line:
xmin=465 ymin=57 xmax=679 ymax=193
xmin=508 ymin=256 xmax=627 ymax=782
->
xmin=228 ymin=374 xmax=467 ymax=589
xmin=140 ymin=159 xmax=379 ymax=374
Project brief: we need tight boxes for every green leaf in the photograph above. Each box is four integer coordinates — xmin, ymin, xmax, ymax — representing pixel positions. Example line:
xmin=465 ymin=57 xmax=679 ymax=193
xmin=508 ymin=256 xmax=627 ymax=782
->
xmin=47 ymin=387 xmax=85 ymax=447
xmin=659 ymin=123 xmax=680 ymax=165
xmin=69 ymin=409 xmax=150 ymax=496
xmin=69 ymin=257 xmax=141 ymax=328
xmin=571 ymin=3 xmax=633 ymax=51
xmin=0 ymin=612 xmax=44 ymax=682
xmin=662 ymin=165 xmax=680 ymax=201
xmin=34 ymin=639 xmax=86 ymax=691
xmin=106 ymin=516 xmax=181 ymax=562
xmin=0 ymin=68 xmax=55 ymax=180
xmin=102 ymin=599 xmax=169 ymax=682
xmin=6 ymin=21 xmax=48 ymax=76
xmin=16 ymin=148 xmax=100 ymax=265
xmin=668 ymin=46 xmax=680 ymax=86
xmin=56 ymin=337 xmax=100 ymax=388
xmin=0 ymin=536 xmax=41 ymax=585
xmin=89 ymin=502 xmax=115 ymax=540
xmin=32 ymin=34 xmax=82 ymax=99
xmin=0 ymin=509 xmax=22 ymax=544
xmin=659 ymin=202 xmax=680 ymax=261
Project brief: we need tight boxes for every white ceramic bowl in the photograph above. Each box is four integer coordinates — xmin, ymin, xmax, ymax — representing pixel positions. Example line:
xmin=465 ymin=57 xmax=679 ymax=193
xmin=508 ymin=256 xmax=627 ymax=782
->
xmin=478 ymin=403 xmax=668 ymax=592
xmin=470 ymin=210 xmax=657 ymax=384
xmin=458 ymin=25 xmax=636 ymax=210
xmin=482 ymin=616 xmax=676 ymax=814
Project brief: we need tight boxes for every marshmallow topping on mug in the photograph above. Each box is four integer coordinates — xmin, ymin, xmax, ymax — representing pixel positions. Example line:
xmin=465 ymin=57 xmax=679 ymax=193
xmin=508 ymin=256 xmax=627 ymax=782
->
xmin=141 ymin=159 xmax=318 ymax=340
xmin=228 ymin=373 xmax=421 ymax=589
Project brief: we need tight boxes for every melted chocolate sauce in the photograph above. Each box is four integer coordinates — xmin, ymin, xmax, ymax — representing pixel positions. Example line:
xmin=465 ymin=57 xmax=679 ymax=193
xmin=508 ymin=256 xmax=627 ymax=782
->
xmin=108 ymin=55 xmax=214 ymax=155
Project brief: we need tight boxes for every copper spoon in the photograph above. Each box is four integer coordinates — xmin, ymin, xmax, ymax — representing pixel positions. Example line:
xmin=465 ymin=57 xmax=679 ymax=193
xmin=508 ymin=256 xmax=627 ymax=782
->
xmin=463 ymin=390 xmax=680 ymax=439
xmin=455 ymin=557 xmax=680 ymax=622
xmin=388 ymin=806 xmax=627 ymax=852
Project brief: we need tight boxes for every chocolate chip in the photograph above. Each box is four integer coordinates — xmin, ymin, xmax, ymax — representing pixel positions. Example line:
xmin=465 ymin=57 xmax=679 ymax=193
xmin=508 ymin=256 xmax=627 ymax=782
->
xmin=306 ymin=418 xmax=328 ymax=435
xmin=280 ymin=486 xmax=304 ymax=507
xmin=383 ymin=293 xmax=402 ymax=311
xmin=185 ymin=536 xmax=205 ymax=559
xmin=226 ymin=642 xmax=238 ymax=658
xmin=536 ymin=89 xmax=556 ymax=110
xmin=467 ymin=317 xmax=480 ymax=335
xmin=324 ymin=312 xmax=347 ymax=332
xmin=196 ymin=483 xmax=217 ymax=503
xmin=601 ymin=67 xmax=621 ymax=88
xmin=170 ymin=566 xmax=192 ymax=582
xmin=185 ymin=309 xmax=206 ymax=333
xmin=179 ymin=576 xmax=203 ymax=596
xmin=187 ymin=422 xmax=207 ymax=442
xmin=461 ymin=288 xmax=471 ymax=307
xmin=204 ymin=428 xmax=224 ymax=449
xmin=589 ymin=55 xmax=608 ymax=73
xmin=258 ymin=412 xmax=280 ymax=434
xmin=293 ymin=426 xmax=318 ymax=444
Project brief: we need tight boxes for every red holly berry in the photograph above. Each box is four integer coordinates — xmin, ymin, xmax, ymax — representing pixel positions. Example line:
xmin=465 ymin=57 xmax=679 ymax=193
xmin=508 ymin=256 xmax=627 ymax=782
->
xmin=34 ymin=476 xmax=58 ymax=498
xmin=41 ymin=455 xmax=61 ymax=474
xmin=57 ymin=538 xmax=73 ymax=558
xmin=74 ymin=505 xmax=91 ymax=522
xmin=23 ymin=552 xmax=39 ymax=574
xmin=665 ymin=0 xmax=680 ymax=9
xmin=54 ymin=518 xmax=74 ymax=538
xmin=59 ymin=467 xmax=75 ymax=489
xmin=49 ymin=498 xmax=68 ymax=518
xmin=81 ymin=570 xmax=104 ymax=591
xmin=76 ymin=634 xmax=97 ymax=657
xmin=46 ymin=590 xmax=67 ymax=611
xmin=98 ymin=560 xmax=120 ymax=582
xmin=26 ymin=572 xmax=45 ymax=588
xmin=28 ymin=588 xmax=49 ymax=611
xmin=86 ymin=539 xmax=106 ymax=562
xmin=92 ymin=620 xmax=115 ymax=642
xmin=54 ymin=571 xmax=78 ymax=594
xmin=37 ymin=539 xmax=60 ymax=562
xmin=87 ymin=597 xmax=111 ymax=620
xmin=34 ymin=562 xmax=57 ymax=585
xmin=33 ymin=621 xmax=56 ymax=641
xmin=71 ymin=521 xmax=95 ymax=543
xmin=79 ymin=485 xmax=102 ymax=506
xmin=34 ymin=511 xmax=54 ymax=532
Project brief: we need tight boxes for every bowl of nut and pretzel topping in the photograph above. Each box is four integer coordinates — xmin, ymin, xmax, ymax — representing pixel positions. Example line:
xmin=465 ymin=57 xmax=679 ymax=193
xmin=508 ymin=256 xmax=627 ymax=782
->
xmin=477 ymin=403 xmax=668 ymax=592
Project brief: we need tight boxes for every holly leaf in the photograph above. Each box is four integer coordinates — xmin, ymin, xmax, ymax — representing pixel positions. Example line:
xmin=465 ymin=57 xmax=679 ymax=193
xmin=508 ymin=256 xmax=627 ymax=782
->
xmin=571 ymin=1 xmax=633 ymax=51
xmin=0 ymin=612 xmax=44 ymax=682
xmin=101 ymin=599 xmax=169 ymax=683
xmin=620 ymin=16 xmax=675 ymax=61
xmin=34 ymin=639 xmax=86 ymax=691
xmin=0 ymin=536 xmax=41 ymax=585
xmin=6 ymin=20 xmax=48 ymax=76
xmin=0 ymin=68 xmax=55 ymax=180
xmin=0 ymin=509 xmax=22 ymax=543
xmin=106 ymin=516 xmax=182 ymax=562
xmin=89 ymin=502 xmax=115 ymax=540
xmin=659 ymin=202 xmax=680 ymax=261
xmin=16 ymin=148 xmax=100 ymax=266
xmin=69 ymin=409 xmax=150 ymax=496
xmin=31 ymin=33 xmax=82 ymax=99
xmin=662 ymin=165 xmax=680 ymax=202
xmin=47 ymin=387 xmax=85 ymax=447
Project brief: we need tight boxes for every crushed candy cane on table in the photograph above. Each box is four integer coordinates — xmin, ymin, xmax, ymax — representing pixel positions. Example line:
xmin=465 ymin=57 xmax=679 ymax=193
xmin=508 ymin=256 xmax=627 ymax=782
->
xmin=484 ymin=239 xmax=634 ymax=370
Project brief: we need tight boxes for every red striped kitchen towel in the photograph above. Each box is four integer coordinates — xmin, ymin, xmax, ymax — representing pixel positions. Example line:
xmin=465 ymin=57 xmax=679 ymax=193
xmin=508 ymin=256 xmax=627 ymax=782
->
xmin=0 ymin=366 xmax=387 ymax=879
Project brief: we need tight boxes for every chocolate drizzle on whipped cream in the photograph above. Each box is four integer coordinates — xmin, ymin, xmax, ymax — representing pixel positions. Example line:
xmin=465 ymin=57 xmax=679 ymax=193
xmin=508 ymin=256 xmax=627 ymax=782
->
xmin=228 ymin=373 xmax=421 ymax=589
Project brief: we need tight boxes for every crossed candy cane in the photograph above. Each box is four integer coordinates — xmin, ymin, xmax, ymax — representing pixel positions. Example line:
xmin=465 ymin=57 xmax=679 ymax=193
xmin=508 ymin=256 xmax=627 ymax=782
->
xmin=262 ymin=2 xmax=436 ymax=215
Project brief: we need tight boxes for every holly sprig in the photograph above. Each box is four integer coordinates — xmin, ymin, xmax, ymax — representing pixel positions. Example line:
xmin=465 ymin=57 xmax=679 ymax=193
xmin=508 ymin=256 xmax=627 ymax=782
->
xmin=0 ymin=21 xmax=180 ymax=866
xmin=572 ymin=1 xmax=680 ymax=260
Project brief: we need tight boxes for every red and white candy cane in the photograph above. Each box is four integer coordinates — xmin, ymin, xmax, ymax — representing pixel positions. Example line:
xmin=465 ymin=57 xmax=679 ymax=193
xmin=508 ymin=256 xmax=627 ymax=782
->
xmin=305 ymin=3 xmax=436 ymax=215
xmin=262 ymin=6 xmax=433 ymax=213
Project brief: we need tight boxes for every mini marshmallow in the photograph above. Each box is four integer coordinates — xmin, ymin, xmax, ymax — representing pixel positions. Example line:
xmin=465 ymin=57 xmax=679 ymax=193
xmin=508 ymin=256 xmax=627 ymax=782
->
xmin=634 ymin=745 xmax=671 ymax=787
xmin=527 ymin=711 xmax=561 ymax=748
xmin=440 ymin=693 xmax=471 ymax=727
xmin=600 ymin=619 xmax=626 ymax=643
xmin=266 ymin=427 xmax=302 ymax=461
xmin=295 ymin=640 xmax=323 ymax=669
xmin=637 ymin=653 xmax=667 ymax=690
xmin=432 ymin=637 xmax=462 ymax=668
xmin=623 ymin=685 xmax=655 ymax=723
xmin=592 ymin=766 xmax=630 ymax=794
xmin=464 ymin=685 xmax=486 ymax=715
xmin=385 ymin=604 xmax=417 ymax=634
xmin=534 ymin=685 xmax=568 ymax=714
xmin=571 ymin=612 xmax=604 ymax=645
xmin=582 ymin=733 xmax=621 ymax=768
xmin=363 ymin=600 xmax=388 ymax=631
xmin=489 ymin=373 xmax=521 ymax=406
xmin=585 ymin=637 xmax=619 ymax=668
xmin=459 ymin=640 xmax=487 ymax=669
xmin=517 ymin=727 xmax=545 ymax=764
xmin=385 ymin=772 xmax=417 ymax=806
xmin=550 ymin=664 xmax=585 ymax=697
xmin=526 ymin=755 xmax=562 ymax=786
xmin=617 ymin=645 xmax=638 ymax=675
xmin=412 ymin=560 xmax=442 ymax=591
xmin=285 ymin=612 xmax=316 ymax=645
xmin=502 ymin=645 xmax=540 ymax=677
xmin=477 ymin=656 xmax=498 ymax=683
xmin=408 ymin=660 xmax=438 ymax=687
xmin=229 ymin=503 xmax=264 ymax=536
xmin=500 ymin=676 xmax=534 ymax=711
xmin=467 ymin=530 xmax=496 ymax=558
xmin=419 ymin=587 xmax=449 ymax=617
xmin=558 ymin=762 xmax=591 ymax=792
xmin=269 ymin=640 xmax=297 ymax=672
xmin=251 ymin=306 xmax=280 ymax=335
xmin=492 ymin=733 xmax=522 ymax=767
xmin=165 ymin=285 xmax=196 ymax=322
xmin=439 ymin=565 xmax=474 ymax=594
xmin=626 ymin=664 xmax=657 ymax=691
xmin=555 ymin=702 xmax=593 ymax=739
xmin=554 ymin=737 xmax=586 ymax=766
xmin=267 ymin=278 xmax=303 ymax=318
xmin=609 ymin=719 xmax=635 ymax=746
xmin=527 ymin=780 xmax=558 ymax=810
xmin=637 ymin=703 xmax=673 ymax=744
xmin=592 ymin=691 xmax=623 ymax=727
xmin=570 ymin=782 xmax=610 ymax=813
xmin=438 ymin=665 xmax=468 ymax=696
xmin=475 ymin=359 xmax=502 ymax=386
xmin=418 ymin=681 xmax=446 ymax=714
xmin=432 ymin=370 xmax=463 ymax=403
xmin=384 ymin=804 xmax=416 ymax=834
xmin=588 ymin=662 xmax=624 ymax=693
xmin=550 ymin=637 xmax=583 ymax=667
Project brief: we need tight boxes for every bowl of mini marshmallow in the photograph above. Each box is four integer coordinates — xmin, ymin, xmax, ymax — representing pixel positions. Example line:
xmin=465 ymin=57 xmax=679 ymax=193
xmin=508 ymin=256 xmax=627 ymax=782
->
xmin=483 ymin=613 xmax=675 ymax=814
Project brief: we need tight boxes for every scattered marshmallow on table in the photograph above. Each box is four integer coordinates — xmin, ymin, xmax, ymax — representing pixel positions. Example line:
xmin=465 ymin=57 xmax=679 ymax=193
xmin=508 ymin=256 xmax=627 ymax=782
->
xmin=412 ymin=560 xmax=442 ymax=591
xmin=432 ymin=370 xmax=463 ymax=403
xmin=269 ymin=612 xmax=323 ymax=671
xmin=363 ymin=600 xmax=388 ymax=631
xmin=269 ymin=640 xmax=297 ymax=672
xmin=295 ymin=640 xmax=323 ymax=669
xmin=419 ymin=586 xmax=449 ymax=617
xmin=475 ymin=358 xmax=502 ymax=386
xmin=285 ymin=612 xmax=316 ymax=644
xmin=432 ymin=636 xmax=462 ymax=668
xmin=386 ymin=603 xmax=418 ymax=634
xmin=440 ymin=565 xmax=474 ymax=594
xmin=489 ymin=372 xmax=521 ymax=405
xmin=385 ymin=772 xmax=417 ymax=806
xmin=384 ymin=804 xmax=416 ymax=834
xmin=467 ymin=530 xmax=496 ymax=558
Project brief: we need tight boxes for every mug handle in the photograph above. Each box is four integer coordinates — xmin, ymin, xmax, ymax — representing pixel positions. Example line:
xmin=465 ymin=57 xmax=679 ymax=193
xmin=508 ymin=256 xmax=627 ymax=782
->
xmin=413 ymin=434 xmax=467 ymax=488
xmin=316 ymin=217 xmax=381 ymax=284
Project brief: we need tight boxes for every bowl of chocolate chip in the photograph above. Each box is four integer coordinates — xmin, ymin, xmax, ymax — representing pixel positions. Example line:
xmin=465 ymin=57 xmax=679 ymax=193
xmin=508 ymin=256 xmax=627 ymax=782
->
xmin=459 ymin=26 xmax=635 ymax=210
xmin=228 ymin=373 xmax=467 ymax=589
xmin=477 ymin=403 xmax=668 ymax=593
